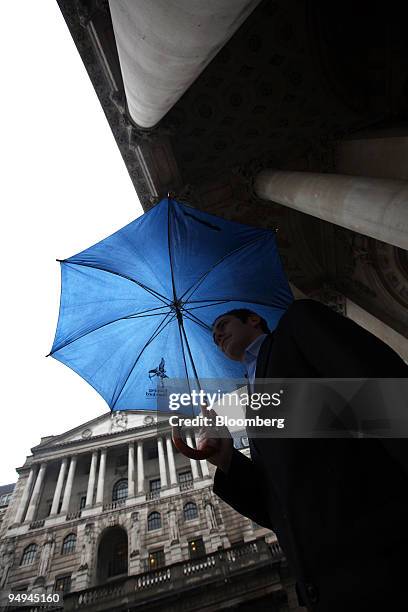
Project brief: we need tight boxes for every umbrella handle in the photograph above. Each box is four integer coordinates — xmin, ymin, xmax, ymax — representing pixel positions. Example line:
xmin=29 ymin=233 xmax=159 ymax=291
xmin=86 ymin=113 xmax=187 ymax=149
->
xmin=171 ymin=424 xmax=219 ymax=460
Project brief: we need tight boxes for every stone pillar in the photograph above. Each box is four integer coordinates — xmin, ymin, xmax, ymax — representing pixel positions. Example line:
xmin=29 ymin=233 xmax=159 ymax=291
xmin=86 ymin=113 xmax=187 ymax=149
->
xmin=25 ymin=462 xmax=47 ymax=523
xmin=157 ymin=437 xmax=168 ymax=488
xmin=128 ymin=443 xmax=136 ymax=498
xmin=185 ymin=433 xmax=200 ymax=480
xmin=15 ymin=467 xmax=36 ymax=524
xmin=137 ymin=441 xmax=145 ymax=494
xmin=166 ymin=434 xmax=177 ymax=486
xmin=61 ymin=456 xmax=77 ymax=514
xmin=95 ymin=448 xmax=107 ymax=505
xmin=194 ymin=433 xmax=210 ymax=477
xmin=254 ymin=170 xmax=408 ymax=251
xmin=50 ymin=458 xmax=68 ymax=516
xmin=109 ymin=0 xmax=262 ymax=128
xmin=85 ymin=451 xmax=98 ymax=508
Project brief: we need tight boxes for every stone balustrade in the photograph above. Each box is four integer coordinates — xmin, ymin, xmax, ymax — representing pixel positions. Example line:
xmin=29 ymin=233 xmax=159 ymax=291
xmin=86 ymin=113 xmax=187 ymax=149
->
xmin=63 ymin=539 xmax=284 ymax=611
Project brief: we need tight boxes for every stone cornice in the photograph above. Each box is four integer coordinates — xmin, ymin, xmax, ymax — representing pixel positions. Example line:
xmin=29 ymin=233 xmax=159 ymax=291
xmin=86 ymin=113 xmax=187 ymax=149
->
xmin=28 ymin=420 xmax=173 ymax=463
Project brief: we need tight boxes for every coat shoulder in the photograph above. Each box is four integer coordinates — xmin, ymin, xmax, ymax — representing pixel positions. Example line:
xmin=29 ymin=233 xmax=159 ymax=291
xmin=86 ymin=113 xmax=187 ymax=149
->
xmin=278 ymin=299 xmax=325 ymax=326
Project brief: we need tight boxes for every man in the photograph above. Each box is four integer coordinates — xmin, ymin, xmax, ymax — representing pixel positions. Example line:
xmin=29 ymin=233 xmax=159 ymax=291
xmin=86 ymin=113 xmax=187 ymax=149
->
xmin=199 ymin=299 xmax=408 ymax=611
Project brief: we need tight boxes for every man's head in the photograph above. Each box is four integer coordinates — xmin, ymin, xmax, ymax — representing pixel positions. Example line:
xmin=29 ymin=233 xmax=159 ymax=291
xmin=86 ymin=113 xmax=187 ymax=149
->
xmin=212 ymin=309 xmax=269 ymax=362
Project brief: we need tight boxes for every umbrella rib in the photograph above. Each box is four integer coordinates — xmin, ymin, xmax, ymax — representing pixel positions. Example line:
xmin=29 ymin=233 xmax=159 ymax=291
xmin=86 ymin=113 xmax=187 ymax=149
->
xmin=111 ymin=311 xmax=177 ymax=410
xmin=167 ymin=200 xmax=178 ymax=303
xmin=181 ymin=309 xmax=212 ymax=332
xmin=179 ymin=234 xmax=269 ymax=303
xmin=49 ymin=305 xmax=170 ymax=356
xmin=61 ymin=260 xmax=171 ymax=306
xmin=175 ymin=311 xmax=193 ymax=401
xmin=179 ymin=319 xmax=203 ymax=392
xmin=187 ymin=297 xmax=282 ymax=309
xmin=184 ymin=300 xmax=232 ymax=311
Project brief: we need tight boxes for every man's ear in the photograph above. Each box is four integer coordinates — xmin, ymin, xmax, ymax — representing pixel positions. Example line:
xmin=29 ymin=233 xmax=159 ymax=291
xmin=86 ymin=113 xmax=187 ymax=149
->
xmin=247 ymin=314 xmax=261 ymax=328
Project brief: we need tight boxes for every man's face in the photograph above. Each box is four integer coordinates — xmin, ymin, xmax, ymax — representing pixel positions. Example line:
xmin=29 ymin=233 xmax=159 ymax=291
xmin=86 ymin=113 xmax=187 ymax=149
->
xmin=212 ymin=314 xmax=263 ymax=362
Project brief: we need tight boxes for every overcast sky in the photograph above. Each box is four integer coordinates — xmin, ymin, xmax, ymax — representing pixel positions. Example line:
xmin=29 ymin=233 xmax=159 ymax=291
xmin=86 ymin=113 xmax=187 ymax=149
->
xmin=0 ymin=1 xmax=143 ymax=483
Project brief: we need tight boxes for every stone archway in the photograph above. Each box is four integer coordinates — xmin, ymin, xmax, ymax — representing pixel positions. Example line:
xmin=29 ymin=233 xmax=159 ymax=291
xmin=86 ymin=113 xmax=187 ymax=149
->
xmin=97 ymin=526 xmax=128 ymax=584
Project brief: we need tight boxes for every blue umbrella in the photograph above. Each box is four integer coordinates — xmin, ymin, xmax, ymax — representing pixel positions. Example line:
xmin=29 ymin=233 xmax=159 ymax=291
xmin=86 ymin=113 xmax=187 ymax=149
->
xmin=50 ymin=198 xmax=293 ymax=423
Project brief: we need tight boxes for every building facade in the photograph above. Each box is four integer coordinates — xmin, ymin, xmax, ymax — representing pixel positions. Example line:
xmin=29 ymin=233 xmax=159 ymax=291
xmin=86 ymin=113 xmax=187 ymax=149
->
xmin=0 ymin=412 xmax=298 ymax=611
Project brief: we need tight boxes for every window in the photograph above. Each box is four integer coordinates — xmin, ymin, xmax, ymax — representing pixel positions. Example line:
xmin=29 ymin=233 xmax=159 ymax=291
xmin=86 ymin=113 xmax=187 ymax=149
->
xmin=80 ymin=496 xmax=86 ymax=509
xmin=112 ymin=479 xmax=128 ymax=502
xmin=148 ymin=549 xmax=165 ymax=569
xmin=54 ymin=575 xmax=71 ymax=594
xmin=0 ymin=492 xmax=12 ymax=506
xmin=61 ymin=533 xmax=76 ymax=555
xmin=147 ymin=511 xmax=161 ymax=531
xmin=178 ymin=471 xmax=192 ymax=484
xmin=149 ymin=479 xmax=161 ymax=492
xmin=183 ymin=502 xmax=198 ymax=521
xmin=20 ymin=544 xmax=37 ymax=566
xmin=188 ymin=538 xmax=206 ymax=560
xmin=178 ymin=471 xmax=193 ymax=490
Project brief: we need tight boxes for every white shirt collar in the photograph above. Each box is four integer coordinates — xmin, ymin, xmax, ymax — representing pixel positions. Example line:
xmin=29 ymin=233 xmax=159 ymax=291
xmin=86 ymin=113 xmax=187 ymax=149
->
xmin=243 ymin=333 xmax=268 ymax=365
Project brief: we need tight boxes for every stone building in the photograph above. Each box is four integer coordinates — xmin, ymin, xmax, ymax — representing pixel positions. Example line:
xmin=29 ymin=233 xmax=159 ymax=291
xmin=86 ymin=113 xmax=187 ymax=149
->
xmin=0 ymin=412 xmax=296 ymax=611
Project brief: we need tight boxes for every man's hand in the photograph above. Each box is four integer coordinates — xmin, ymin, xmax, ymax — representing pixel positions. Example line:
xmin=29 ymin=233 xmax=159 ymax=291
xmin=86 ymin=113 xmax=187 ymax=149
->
xmin=196 ymin=409 xmax=233 ymax=474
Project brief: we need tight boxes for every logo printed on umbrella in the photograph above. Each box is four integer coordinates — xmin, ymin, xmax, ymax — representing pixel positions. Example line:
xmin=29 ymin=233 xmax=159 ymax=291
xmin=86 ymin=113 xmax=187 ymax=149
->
xmin=148 ymin=358 xmax=168 ymax=386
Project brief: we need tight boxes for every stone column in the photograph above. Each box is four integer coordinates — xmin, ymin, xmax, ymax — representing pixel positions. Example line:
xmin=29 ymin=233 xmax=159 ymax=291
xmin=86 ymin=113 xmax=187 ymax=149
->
xmin=166 ymin=434 xmax=177 ymax=486
xmin=128 ymin=443 xmax=136 ymax=498
xmin=85 ymin=451 xmax=98 ymax=508
xmin=194 ymin=433 xmax=210 ymax=477
xmin=254 ymin=170 xmax=408 ymax=251
xmin=95 ymin=448 xmax=107 ymax=505
xmin=137 ymin=441 xmax=145 ymax=494
xmin=185 ymin=433 xmax=199 ymax=480
xmin=61 ymin=456 xmax=77 ymax=514
xmin=50 ymin=458 xmax=68 ymax=516
xmin=109 ymin=0 xmax=262 ymax=128
xmin=15 ymin=466 xmax=36 ymax=524
xmin=157 ymin=437 xmax=168 ymax=488
xmin=25 ymin=462 xmax=47 ymax=522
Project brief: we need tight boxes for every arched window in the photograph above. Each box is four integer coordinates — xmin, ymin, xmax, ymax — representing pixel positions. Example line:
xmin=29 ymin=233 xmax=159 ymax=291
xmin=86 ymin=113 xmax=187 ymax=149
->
xmin=20 ymin=543 xmax=37 ymax=566
xmin=61 ymin=533 xmax=76 ymax=555
xmin=147 ymin=511 xmax=161 ymax=531
xmin=112 ymin=479 xmax=128 ymax=502
xmin=184 ymin=502 xmax=198 ymax=521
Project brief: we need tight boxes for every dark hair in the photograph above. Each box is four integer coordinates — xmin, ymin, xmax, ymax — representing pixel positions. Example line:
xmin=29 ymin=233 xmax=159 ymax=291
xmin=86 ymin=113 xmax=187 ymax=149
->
xmin=212 ymin=309 xmax=270 ymax=334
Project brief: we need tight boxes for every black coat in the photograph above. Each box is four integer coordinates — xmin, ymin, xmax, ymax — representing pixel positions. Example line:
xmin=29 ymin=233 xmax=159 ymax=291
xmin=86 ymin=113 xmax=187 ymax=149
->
xmin=214 ymin=300 xmax=408 ymax=611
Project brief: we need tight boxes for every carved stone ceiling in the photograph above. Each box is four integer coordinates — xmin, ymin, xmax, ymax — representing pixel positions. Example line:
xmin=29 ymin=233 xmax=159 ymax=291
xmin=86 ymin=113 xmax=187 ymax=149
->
xmin=162 ymin=0 xmax=407 ymax=186
xmin=57 ymin=0 xmax=408 ymax=334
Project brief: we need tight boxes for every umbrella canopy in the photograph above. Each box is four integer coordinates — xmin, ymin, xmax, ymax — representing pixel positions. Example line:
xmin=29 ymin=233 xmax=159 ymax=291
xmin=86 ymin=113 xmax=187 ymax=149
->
xmin=50 ymin=198 xmax=293 ymax=412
